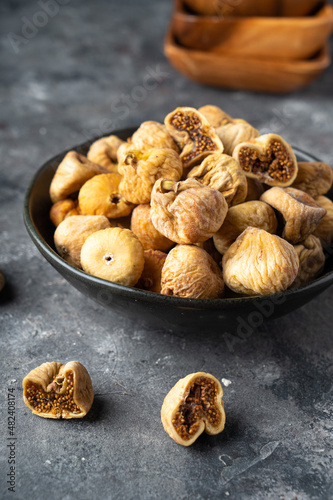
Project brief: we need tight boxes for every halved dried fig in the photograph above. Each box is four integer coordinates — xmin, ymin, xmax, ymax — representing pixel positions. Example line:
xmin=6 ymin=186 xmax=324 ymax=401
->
xmin=136 ymin=249 xmax=167 ymax=293
xmin=222 ymin=227 xmax=299 ymax=295
xmin=50 ymin=199 xmax=79 ymax=227
xmin=130 ymin=204 xmax=174 ymax=252
xmin=233 ymin=134 xmax=298 ymax=187
xmin=87 ymin=135 xmax=124 ymax=172
xmin=187 ymin=153 xmax=247 ymax=206
xmin=161 ymin=245 xmax=224 ymax=299
xmin=118 ymin=148 xmax=183 ymax=204
xmin=164 ymin=107 xmax=224 ymax=169
xmin=161 ymin=372 xmax=226 ymax=446
xmin=213 ymin=201 xmax=277 ymax=255
xmin=261 ymin=187 xmax=327 ymax=244
xmin=23 ymin=361 xmax=93 ymax=419
xmin=292 ymin=162 xmax=333 ymax=198
xmin=78 ymin=173 xmax=135 ymax=219
xmin=313 ymin=195 xmax=333 ymax=250
xmin=151 ymin=178 xmax=228 ymax=244
xmin=292 ymin=235 xmax=325 ymax=289
xmin=50 ymin=151 xmax=108 ymax=203
xmin=80 ymin=227 xmax=144 ymax=286
xmin=130 ymin=121 xmax=178 ymax=152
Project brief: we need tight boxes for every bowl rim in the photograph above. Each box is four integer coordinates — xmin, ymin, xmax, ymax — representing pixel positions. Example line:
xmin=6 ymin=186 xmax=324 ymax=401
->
xmin=24 ymin=130 xmax=333 ymax=310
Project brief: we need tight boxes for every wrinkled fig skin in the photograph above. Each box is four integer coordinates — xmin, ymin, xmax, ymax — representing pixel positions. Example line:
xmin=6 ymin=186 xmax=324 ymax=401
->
xmin=54 ymin=215 xmax=111 ymax=269
xmin=161 ymin=245 xmax=224 ymax=299
xmin=80 ymin=227 xmax=144 ymax=287
xmin=233 ymin=133 xmax=298 ymax=187
xmin=130 ymin=204 xmax=174 ymax=252
xmin=222 ymin=227 xmax=299 ymax=296
xmin=245 ymin=177 xmax=265 ymax=202
xmin=216 ymin=120 xmax=260 ymax=156
xmin=198 ymin=105 xmax=233 ymax=128
xmin=313 ymin=195 xmax=333 ymax=250
xmin=22 ymin=361 xmax=94 ymax=419
xmin=50 ymin=199 xmax=79 ymax=227
xmin=87 ymin=135 xmax=124 ymax=172
xmin=118 ymin=148 xmax=183 ymax=204
xmin=130 ymin=121 xmax=179 ymax=152
xmin=164 ymin=107 xmax=224 ymax=169
xmin=151 ymin=178 xmax=228 ymax=244
xmin=136 ymin=249 xmax=167 ymax=293
xmin=187 ymin=153 xmax=247 ymax=206
xmin=292 ymin=161 xmax=333 ymax=198
xmin=161 ymin=372 xmax=226 ymax=446
xmin=213 ymin=201 xmax=278 ymax=255
xmin=261 ymin=187 xmax=327 ymax=244
xmin=78 ymin=173 xmax=135 ymax=219
xmin=50 ymin=151 xmax=109 ymax=203
xmin=292 ymin=235 xmax=325 ymax=289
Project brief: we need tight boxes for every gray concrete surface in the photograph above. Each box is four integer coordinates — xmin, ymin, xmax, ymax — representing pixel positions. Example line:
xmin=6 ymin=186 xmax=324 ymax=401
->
xmin=0 ymin=0 xmax=332 ymax=498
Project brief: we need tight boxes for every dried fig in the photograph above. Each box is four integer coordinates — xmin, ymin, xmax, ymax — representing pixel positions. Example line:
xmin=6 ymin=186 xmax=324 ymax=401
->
xmin=164 ymin=107 xmax=224 ymax=169
xmin=198 ymin=105 xmax=233 ymax=128
xmin=151 ymin=178 xmax=228 ymax=244
xmin=80 ymin=227 xmax=144 ymax=286
xmin=161 ymin=245 xmax=224 ymax=299
xmin=233 ymin=134 xmax=298 ymax=187
xmin=78 ymin=173 xmax=135 ymax=219
xmin=130 ymin=204 xmax=174 ymax=252
xmin=87 ymin=135 xmax=124 ymax=172
xmin=292 ymin=235 xmax=325 ymax=288
xmin=292 ymin=162 xmax=333 ymax=198
xmin=261 ymin=187 xmax=327 ymax=244
xmin=54 ymin=215 xmax=111 ymax=269
xmin=161 ymin=372 xmax=226 ymax=446
xmin=118 ymin=148 xmax=183 ymax=204
xmin=187 ymin=153 xmax=247 ymax=206
xmin=50 ymin=151 xmax=108 ymax=203
xmin=213 ymin=201 xmax=278 ymax=255
xmin=130 ymin=121 xmax=178 ymax=152
xmin=136 ymin=249 xmax=167 ymax=293
xmin=23 ymin=361 xmax=93 ymax=419
xmin=216 ymin=120 xmax=260 ymax=156
xmin=222 ymin=227 xmax=299 ymax=295
xmin=245 ymin=177 xmax=264 ymax=202
xmin=313 ymin=195 xmax=333 ymax=250
xmin=50 ymin=199 xmax=79 ymax=227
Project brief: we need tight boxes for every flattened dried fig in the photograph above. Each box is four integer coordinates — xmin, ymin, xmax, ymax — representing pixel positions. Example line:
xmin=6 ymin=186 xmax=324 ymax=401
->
xmin=78 ymin=173 xmax=134 ymax=219
xmin=54 ymin=215 xmax=111 ymax=268
xmin=245 ymin=177 xmax=264 ymax=202
xmin=136 ymin=249 xmax=167 ymax=293
xmin=213 ymin=201 xmax=277 ymax=255
xmin=130 ymin=121 xmax=178 ymax=152
xmin=87 ymin=135 xmax=124 ymax=172
xmin=80 ymin=227 xmax=144 ymax=286
xmin=261 ymin=187 xmax=326 ymax=244
xmin=313 ymin=195 xmax=333 ymax=250
xmin=164 ymin=107 xmax=223 ymax=169
xmin=130 ymin=204 xmax=174 ymax=252
xmin=222 ymin=227 xmax=299 ymax=295
xmin=50 ymin=199 xmax=79 ymax=227
xmin=292 ymin=162 xmax=333 ymax=198
xmin=50 ymin=151 xmax=108 ymax=203
xmin=161 ymin=372 xmax=226 ymax=446
xmin=23 ymin=361 xmax=93 ymax=419
xmin=118 ymin=148 xmax=182 ymax=204
xmin=187 ymin=153 xmax=247 ymax=206
xmin=292 ymin=235 xmax=325 ymax=288
xmin=161 ymin=245 xmax=224 ymax=299
xmin=234 ymin=134 xmax=298 ymax=187
xmin=151 ymin=178 xmax=228 ymax=244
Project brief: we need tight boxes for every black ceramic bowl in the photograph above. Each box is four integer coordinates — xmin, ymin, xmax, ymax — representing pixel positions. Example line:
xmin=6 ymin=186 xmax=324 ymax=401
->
xmin=24 ymin=128 xmax=333 ymax=332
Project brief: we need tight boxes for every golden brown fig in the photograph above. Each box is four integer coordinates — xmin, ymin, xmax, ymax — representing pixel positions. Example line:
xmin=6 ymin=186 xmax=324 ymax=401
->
xmin=118 ymin=148 xmax=183 ymax=204
xmin=23 ymin=361 xmax=93 ymax=419
xmin=313 ymin=195 xmax=333 ymax=250
xmin=50 ymin=199 xmax=79 ymax=227
xmin=78 ymin=173 xmax=135 ymax=219
xmin=161 ymin=372 xmax=226 ymax=446
xmin=222 ymin=227 xmax=299 ymax=296
xmin=87 ymin=135 xmax=124 ymax=172
xmin=261 ymin=187 xmax=327 ymax=244
xmin=292 ymin=162 xmax=333 ymax=198
xmin=54 ymin=215 xmax=111 ymax=269
xmin=292 ymin=235 xmax=325 ymax=288
xmin=233 ymin=134 xmax=298 ymax=187
xmin=151 ymin=178 xmax=228 ymax=244
xmin=198 ymin=105 xmax=233 ymax=128
xmin=130 ymin=204 xmax=174 ymax=252
xmin=216 ymin=120 xmax=260 ymax=156
xmin=136 ymin=249 xmax=167 ymax=293
xmin=130 ymin=121 xmax=178 ymax=152
xmin=80 ymin=227 xmax=144 ymax=286
xmin=161 ymin=245 xmax=224 ymax=299
xmin=245 ymin=177 xmax=265 ymax=202
xmin=164 ymin=107 xmax=224 ymax=169
xmin=50 ymin=151 xmax=108 ymax=203
xmin=213 ymin=201 xmax=278 ymax=255
xmin=187 ymin=153 xmax=247 ymax=206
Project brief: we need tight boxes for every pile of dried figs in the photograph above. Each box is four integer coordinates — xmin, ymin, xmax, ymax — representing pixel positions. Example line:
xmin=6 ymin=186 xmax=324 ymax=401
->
xmin=49 ymin=106 xmax=333 ymax=299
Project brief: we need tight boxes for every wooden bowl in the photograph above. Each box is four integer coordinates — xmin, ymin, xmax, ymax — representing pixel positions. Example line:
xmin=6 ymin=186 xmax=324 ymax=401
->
xmin=173 ymin=1 xmax=333 ymax=60
xmin=164 ymin=30 xmax=331 ymax=93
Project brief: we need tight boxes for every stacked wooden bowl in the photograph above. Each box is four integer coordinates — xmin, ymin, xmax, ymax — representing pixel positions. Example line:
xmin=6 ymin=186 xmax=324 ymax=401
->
xmin=165 ymin=0 xmax=333 ymax=93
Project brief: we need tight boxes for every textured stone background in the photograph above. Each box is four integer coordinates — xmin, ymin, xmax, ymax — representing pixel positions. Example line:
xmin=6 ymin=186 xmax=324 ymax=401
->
xmin=0 ymin=1 xmax=332 ymax=499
